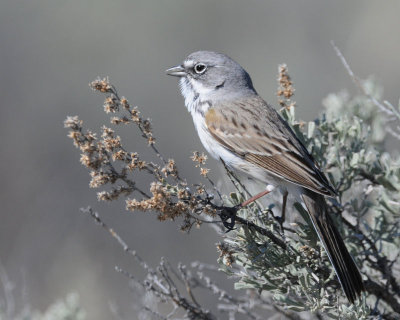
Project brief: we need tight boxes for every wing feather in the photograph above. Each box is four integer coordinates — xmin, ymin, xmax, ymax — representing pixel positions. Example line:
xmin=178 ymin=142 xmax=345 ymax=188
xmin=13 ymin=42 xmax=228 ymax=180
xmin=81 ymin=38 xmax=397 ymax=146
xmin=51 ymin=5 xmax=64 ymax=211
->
xmin=204 ymin=97 xmax=336 ymax=196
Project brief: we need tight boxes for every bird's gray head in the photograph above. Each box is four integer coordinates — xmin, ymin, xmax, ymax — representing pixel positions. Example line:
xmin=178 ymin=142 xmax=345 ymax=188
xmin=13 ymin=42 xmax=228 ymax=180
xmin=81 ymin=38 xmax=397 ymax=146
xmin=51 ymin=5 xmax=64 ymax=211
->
xmin=166 ymin=51 xmax=256 ymax=110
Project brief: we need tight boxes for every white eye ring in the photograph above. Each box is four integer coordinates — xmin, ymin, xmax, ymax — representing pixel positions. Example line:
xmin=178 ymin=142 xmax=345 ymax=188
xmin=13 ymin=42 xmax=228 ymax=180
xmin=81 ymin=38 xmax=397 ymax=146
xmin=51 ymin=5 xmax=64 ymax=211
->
xmin=194 ymin=63 xmax=207 ymax=74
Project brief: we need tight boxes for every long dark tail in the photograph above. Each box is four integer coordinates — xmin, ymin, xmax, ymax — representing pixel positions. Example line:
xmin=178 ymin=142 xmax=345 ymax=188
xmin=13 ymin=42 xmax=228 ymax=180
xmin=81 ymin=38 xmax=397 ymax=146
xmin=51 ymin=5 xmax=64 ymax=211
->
xmin=301 ymin=190 xmax=364 ymax=303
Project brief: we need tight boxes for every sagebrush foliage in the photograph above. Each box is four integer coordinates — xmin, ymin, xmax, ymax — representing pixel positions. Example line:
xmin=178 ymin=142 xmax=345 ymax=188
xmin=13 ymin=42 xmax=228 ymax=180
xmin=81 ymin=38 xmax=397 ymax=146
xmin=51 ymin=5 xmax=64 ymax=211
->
xmin=0 ymin=293 xmax=85 ymax=320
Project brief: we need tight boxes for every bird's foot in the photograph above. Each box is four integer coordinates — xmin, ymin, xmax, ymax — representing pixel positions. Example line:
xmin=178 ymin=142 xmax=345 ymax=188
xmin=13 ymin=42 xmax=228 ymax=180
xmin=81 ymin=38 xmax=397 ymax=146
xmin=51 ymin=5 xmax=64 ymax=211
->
xmin=219 ymin=205 xmax=240 ymax=232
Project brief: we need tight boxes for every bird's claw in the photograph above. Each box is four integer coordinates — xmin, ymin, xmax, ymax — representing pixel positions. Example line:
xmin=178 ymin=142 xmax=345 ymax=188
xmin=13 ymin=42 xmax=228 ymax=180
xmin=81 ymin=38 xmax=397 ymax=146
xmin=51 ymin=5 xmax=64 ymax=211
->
xmin=219 ymin=205 xmax=240 ymax=232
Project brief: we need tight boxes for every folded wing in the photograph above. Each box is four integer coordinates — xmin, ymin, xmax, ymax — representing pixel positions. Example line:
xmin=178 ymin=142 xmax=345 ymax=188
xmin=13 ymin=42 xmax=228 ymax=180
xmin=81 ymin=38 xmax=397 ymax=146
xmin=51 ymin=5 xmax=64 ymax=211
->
xmin=205 ymin=97 xmax=336 ymax=196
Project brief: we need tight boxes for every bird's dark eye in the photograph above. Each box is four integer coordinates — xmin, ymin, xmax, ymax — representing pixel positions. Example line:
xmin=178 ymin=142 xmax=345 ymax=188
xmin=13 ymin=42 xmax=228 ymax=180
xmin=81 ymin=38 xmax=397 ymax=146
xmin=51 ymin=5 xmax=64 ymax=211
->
xmin=194 ymin=63 xmax=207 ymax=74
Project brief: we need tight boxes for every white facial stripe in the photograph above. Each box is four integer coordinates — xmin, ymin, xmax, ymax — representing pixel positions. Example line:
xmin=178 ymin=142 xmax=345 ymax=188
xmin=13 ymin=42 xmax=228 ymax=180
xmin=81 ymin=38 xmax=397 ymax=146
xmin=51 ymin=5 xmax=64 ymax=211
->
xmin=183 ymin=60 xmax=195 ymax=68
xmin=189 ymin=77 xmax=212 ymax=95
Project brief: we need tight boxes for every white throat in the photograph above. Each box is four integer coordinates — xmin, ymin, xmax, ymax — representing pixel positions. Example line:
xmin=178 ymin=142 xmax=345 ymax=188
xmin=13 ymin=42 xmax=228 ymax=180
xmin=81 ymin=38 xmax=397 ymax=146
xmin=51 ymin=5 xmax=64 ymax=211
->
xmin=179 ymin=77 xmax=212 ymax=114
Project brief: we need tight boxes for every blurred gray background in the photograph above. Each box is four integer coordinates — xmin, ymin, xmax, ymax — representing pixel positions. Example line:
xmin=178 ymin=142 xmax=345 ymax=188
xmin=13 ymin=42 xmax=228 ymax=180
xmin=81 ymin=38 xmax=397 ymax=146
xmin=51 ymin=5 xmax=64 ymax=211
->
xmin=1 ymin=0 xmax=400 ymax=319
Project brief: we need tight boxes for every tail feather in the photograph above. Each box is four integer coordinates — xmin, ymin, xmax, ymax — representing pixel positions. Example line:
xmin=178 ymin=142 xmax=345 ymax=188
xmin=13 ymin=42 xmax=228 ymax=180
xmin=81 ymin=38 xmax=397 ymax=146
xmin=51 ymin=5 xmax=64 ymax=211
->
xmin=301 ymin=190 xmax=364 ymax=303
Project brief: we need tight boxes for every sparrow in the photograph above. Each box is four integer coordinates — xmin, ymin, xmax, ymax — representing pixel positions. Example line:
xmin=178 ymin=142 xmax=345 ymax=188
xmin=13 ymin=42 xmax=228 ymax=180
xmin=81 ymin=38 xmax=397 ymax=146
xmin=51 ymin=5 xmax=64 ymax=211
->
xmin=166 ymin=51 xmax=364 ymax=303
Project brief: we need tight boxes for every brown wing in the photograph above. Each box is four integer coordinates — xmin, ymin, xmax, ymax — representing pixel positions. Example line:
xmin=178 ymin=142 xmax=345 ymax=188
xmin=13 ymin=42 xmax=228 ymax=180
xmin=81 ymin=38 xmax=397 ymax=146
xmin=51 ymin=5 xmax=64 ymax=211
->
xmin=205 ymin=96 xmax=336 ymax=196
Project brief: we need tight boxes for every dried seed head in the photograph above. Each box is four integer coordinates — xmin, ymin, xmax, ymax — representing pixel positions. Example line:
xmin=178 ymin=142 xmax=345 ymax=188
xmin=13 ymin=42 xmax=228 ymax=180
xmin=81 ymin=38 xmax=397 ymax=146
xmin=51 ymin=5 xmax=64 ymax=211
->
xmin=111 ymin=116 xmax=130 ymax=125
xmin=130 ymin=107 xmax=140 ymax=123
xmin=103 ymin=96 xmax=119 ymax=113
xmin=277 ymin=64 xmax=295 ymax=110
xmin=162 ymin=159 xmax=178 ymax=177
xmin=147 ymin=136 xmax=155 ymax=145
xmin=200 ymin=168 xmax=210 ymax=177
xmin=191 ymin=151 xmax=208 ymax=167
xmin=89 ymin=77 xmax=112 ymax=93
xmin=89 ymin=171 xmax=110 ymax=188
xmin=112 ymin=150 xmax=127 ymax=161
xmin=216 ymin=243 xmax=235 ymax=267
xmin=64 ymin=116 xmax=83 ymax=130
xmin=120 ymin=97 xmax=129 ymax=109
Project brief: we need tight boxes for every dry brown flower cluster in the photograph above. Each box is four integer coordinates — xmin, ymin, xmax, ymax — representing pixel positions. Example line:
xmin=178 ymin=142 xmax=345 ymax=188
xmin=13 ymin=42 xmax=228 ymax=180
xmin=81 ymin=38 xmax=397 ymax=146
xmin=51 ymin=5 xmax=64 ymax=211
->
xmin=126 ymin=182 xmax=188 ymax=220
xmin=64 ymin=113 xmax=149 ymax=202
xmin=191 ymin=151 xmax=210 ymax=177
xmin=90 ymin=77 xmax=155 ymax=145
xmin=65 ymin=77 xmax=221 ymax=232
xmin=277 ymin=64 xmax=296 ymax=110
xmin=216 ymin=242 xmax=235 ymax=267
xmin=161 ymin=159 xmax=178 ymax=178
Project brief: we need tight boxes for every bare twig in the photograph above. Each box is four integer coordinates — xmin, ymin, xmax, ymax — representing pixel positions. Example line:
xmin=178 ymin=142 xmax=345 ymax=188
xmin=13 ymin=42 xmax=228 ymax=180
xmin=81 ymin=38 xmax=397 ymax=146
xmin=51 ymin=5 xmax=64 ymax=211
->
xmin=331 ymin=41 xmax=400 ymax=140
xmin=82 ymin=207 xmax=217 ymax=319
xmin=331 ymin=41 xmax=392 ymax=116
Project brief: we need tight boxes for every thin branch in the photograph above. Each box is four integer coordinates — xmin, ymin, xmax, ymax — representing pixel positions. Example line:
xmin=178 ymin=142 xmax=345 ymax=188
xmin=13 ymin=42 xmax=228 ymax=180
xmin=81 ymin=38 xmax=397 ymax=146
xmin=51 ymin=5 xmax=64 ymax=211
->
xmin=331 ymin=41 xmax=393 ymax=116
xmin=80 ymin=207 xmax=152 ymax=272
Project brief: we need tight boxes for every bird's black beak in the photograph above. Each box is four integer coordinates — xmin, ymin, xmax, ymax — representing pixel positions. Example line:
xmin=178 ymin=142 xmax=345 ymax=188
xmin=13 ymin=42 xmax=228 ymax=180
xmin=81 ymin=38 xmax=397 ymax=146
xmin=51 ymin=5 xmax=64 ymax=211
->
xmin=165 ymin=65 xmax=186 ymax=77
